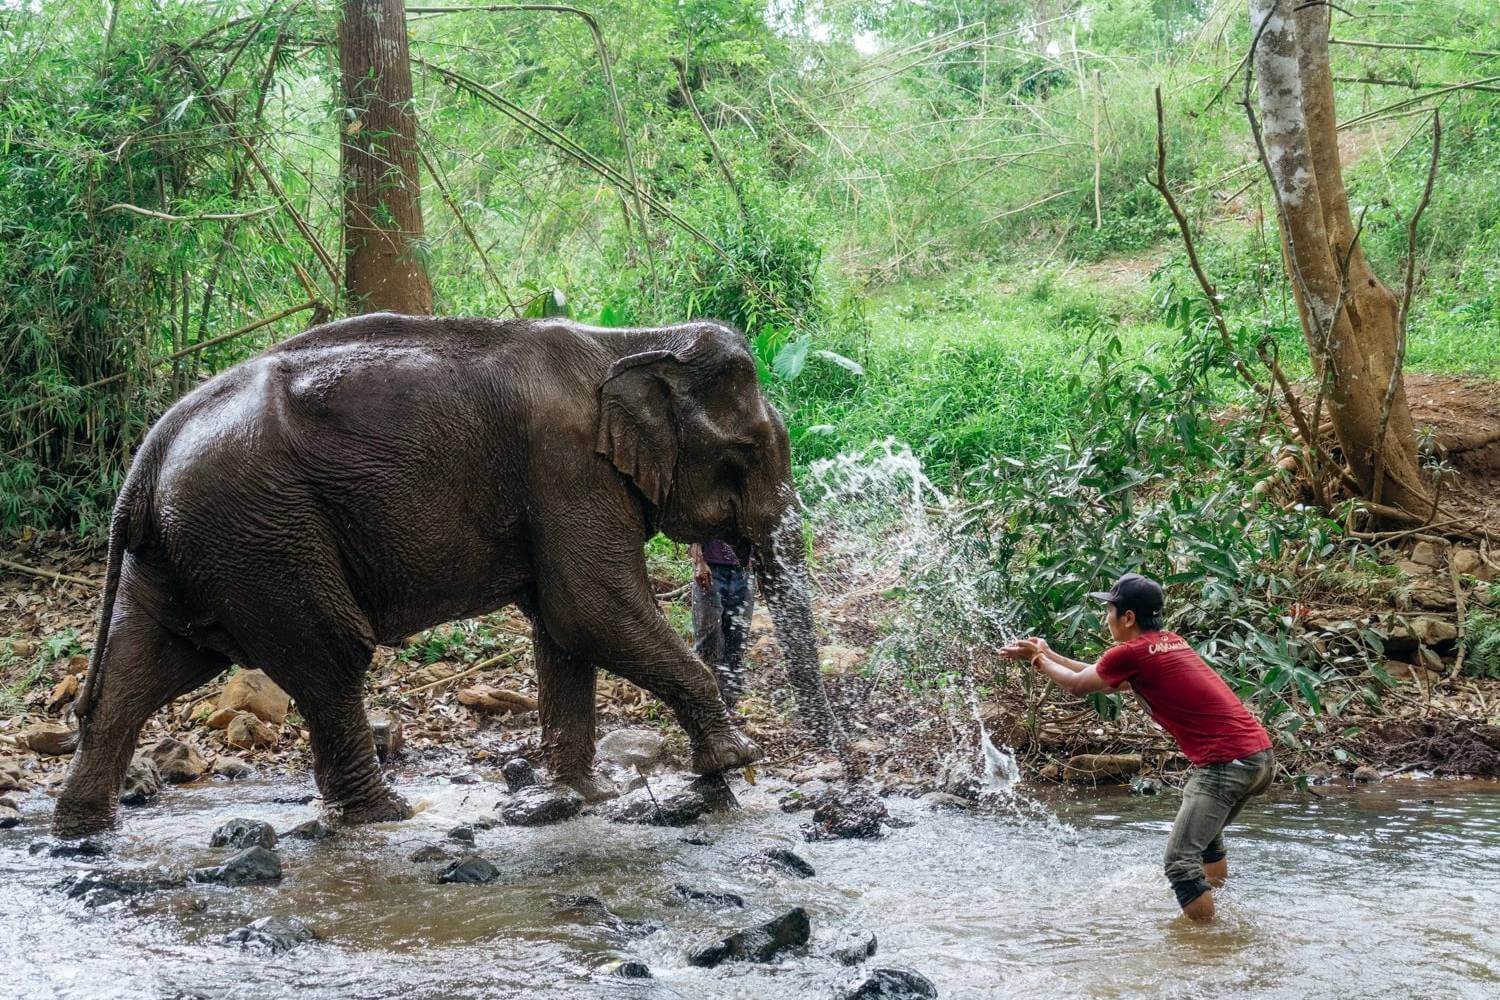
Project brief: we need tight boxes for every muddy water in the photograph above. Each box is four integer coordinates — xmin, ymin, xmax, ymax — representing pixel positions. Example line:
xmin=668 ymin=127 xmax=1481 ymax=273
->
xmin=2 ymin=774 xmax=1498 ymax=999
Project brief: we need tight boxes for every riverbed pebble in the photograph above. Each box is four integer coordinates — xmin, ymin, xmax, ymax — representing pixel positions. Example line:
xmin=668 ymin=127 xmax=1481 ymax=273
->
xmin=746 ymin=847 xmax=816 ymax=878
xmin=119 ymin=757 xmax=162 ymax=806
xmin=192 ymin=846 xmax=283 ymax=886
xmin=839 ymin=967 xmax=938 ymax=999
xmin=500 ymin=757 xmax=539 ymax=792
xmin=437 ymin=855 xmax=499 ymax=884
xmin=497 ymin=783 xmax=584 ymax=826
xmin=687 ymin=906 xmax=811 ymax=967
xmin=145 ymin=738 xmax=208 ymax=784
xmin=224 ymin=915 xmax=316 ymax=955
xmin=283 ymin=818 xmax=335 ymax=841
xmin=596 ymin=728 xmax=667 ymax=770
xmin=803 ymin=786 xmax=888 ymax=840
xmin=210 ymin=818 xmax=278 ymax=850
xmin=607 ymin=775 xmax=737 ymax=827
xmin=832 ymin=928 xmax=880 ymax=966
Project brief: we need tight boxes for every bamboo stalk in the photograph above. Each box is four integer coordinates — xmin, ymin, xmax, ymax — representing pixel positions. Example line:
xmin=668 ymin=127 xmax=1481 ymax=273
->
xmin=417 ymin=144 xmax=521 ymax=317
xmin=672 ymin=57 xmax=747 ymax=219
xmin=0 ymin=559 xmax=99 ymax=588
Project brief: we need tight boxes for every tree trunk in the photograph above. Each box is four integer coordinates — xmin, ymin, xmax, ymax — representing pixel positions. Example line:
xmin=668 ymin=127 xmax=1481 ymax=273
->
xmin=1248 ymin=0 xmax=1429 ymax=517
xmin=338 ymin=0 xmax=433 ymax=315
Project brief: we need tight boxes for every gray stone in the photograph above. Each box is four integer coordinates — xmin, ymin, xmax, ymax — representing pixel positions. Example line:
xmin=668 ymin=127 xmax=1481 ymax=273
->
xmin=409 ymin=844 xmax=452 ymax=863
xmin=832 ymin=929 xmax=879 ymax=966
xmin=1451 ymin=548 xmax=1484 ymax=577
xmin=553 ymin=894 xmax=660 ymax=937
xmin=33 ymin=838 xmax=108 ymax=859
xmin=604 ymin=960 xmax=652 ymax=979
xmin=673 ymin=884 xmax=745 ymax=909
xmin=0 ymin=795 xmax=20 ymax=829
xmin=119 ymin=757 xmax=162 ymax=806
xmin=1352 ymin=765 xmax=1382 ymax=784
xmin=64 ymin=869 xmax=183 ymax=908
xmin=803 ymin=786 xmax=887 ymax=841
xmin=607 ymin=775 xmax=737 ymax=827
xmin=447 ymin=825 xmax=476 ymax=844
xmin=839 ymin=968 xmax=938 ymax=999
xmin=192 ymin=846 xmax=283 ymax=886
xmin=748 ymin=847 xmax=815 ymax=878
xmin=688 ymin=907 xmax=811 ymax=967
xmin=145 ymin=738 xmax=208 ymax=784
xmin=371 ymin=714 xmax=403 ymax=763
xmin=500 ymin=757 xmax=538 ymax=792
xmin=1410 ymin=541 xmax=1446 ymax=568
xmin=0 ymin=761 xmax=31 ymax=793
xmin=917 ymin=792 xmax=971 ymax=811
xmin=210 ymin=818 xmax=278 ymax=850
xmin=437 ymin=855 xmax=499 ymax=884
xmin=224 ymin=915 xmax=315 ymax=954
xmin=596 ymin=728 xmax=667 ymax=770
xmin=497 ymin=783 xmax=584 ymax=826
xmin=283 ymin=819 xmax=335 ymax=842
xmin=211 ymin=755 xmax=255 ymax=781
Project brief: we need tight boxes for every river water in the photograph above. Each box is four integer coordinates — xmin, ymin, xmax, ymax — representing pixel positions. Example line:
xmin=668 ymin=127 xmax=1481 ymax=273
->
xmin=2 ymin=772 xmax=1498 ymax=999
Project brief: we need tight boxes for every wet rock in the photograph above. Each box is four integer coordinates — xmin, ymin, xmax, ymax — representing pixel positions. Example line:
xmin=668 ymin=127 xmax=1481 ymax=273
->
xmin=747 ymin=847 xmax=816 ymax=879
xmin=437 ymin=855 xmax=498 ymax=884
xmin=21 ymin=722 xmax=77 ymax=757
xmin=206 ymin=707 xmax=242 ymax=731
xmin=497 ymin=783 xmax=584 ymax=826
xmin=219 ymin=669 xmax=290 ymax=726
xmin=371 ymin=714 xmax=403 ymax=763
xmin=145 ymin=738 xmax=208 ymax=784
xmin=839 ymin=968 xmax=938 ymax=999
xmin=791 ymin=761 xmax=844 ymax=784
xmin=1410 ymin=541 xmax=1446 ymax=568
xmin=1129 ymin=777 xmax=1162 ymax=796
xmin=223 ymin=915 xmax=316 ymax=955
xmin=596 ymin=728 xmax=667 ymax=770
xmin=447 ymin=825 xmax=476 ymax=844
xmin=192 ymin=846 xmax=283 ymax=886
xmin=917 ymin=792 xmax=971 ymax=811
xmin=409 ymin=844 xmax=452 ymax=863
xmin=832 ymin=929 xmax=879 ymax=966
xmin=673 ymin=884 xmax=745 ymax=909
xmin=500 ymin=757 xmax=538 ymax=792
xmin=0 ymin=794 xmax=20 ymax=828
xmin=0 ymin=761 xmax=32 ymax=793
xmin=603 ymin=960 xmax=652 ymax=979
xmin=803 ymin=786 xmax=888 ymax=841
xmin=553 ymin=894 xmax=660 ymax=937
xmin=211 ymin=755 xmax=255 ymax=781
xmin=1352 ymin=765 xmax=1382 ymax=784
xmin=456 ymin=685 xmax=537 ymax=715
xmin=607 ymin=775 xmax=738 ymax=827
xmin=283 ymin=819 xmax=335 ymax=842
xmin=1059 ymin=754 xmax=1142 ymax=783
xmin=225 ymin=713 xmax=277 ymax=750
xmin=449 ymin=772 xmax=481 ymax=785
xmin=32 ymin=838 xmax=109 ymax=858
xmin=687 ymin=906 xmax=811 ymax=967
xmin=119 ymin=757 xmax=162 ymax=806
xmin=210 ymin=818 xmax=278 ymax=850
xmin=64 ymin=870 xmax=183 ymax=909
xmin=778 ymin=788 xmax=818 ymax=813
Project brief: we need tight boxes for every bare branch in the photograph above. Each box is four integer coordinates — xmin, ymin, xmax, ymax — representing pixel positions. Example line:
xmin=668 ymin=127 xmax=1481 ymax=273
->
xmin=104 ymin=203 xmax=277 ymax=222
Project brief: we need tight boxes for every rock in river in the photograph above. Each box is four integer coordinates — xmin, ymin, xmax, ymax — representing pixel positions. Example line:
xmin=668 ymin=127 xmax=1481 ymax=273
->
xmin=553 ymin=894 xmax=659 ymax=937
xmin=224 ymin=915 xmax=316 ymax=955
xmin=119 ymin=757 xmax=162 ymax=806
xmin=803 ymin=786 xmax=888 ymax=841
xmin=0 ymin=795 xmax=20 ymax=829
xmin=674 ymin=884 xmax=745 ymax=909
xmin=437 ymin=855 xmax=499 ymax=885
xmin=210 ymin=817 xmax=278 ymax=851
xmin=688 ymin=907 xmax=811 ymax=967
xmin=283 ymin=818 xmax=335 ymax=842
xmin=746 ymin=847 xmax=816 ymax=879
xmin=371 ymin=713 xmax=403 ymax=763
xmin=21 ymin=722 xmax=77 ymax=757
xmin=64 ymin=870 xmax=183 ymax=909
xmin=501 ymin=757 xmax=539 ymax=792
xmin=410 ymin=844 xmax=453 ymax=863
xmin=832 ymin=928 xmax=879 ymax=966
xmin=604 ymin=960 xmax=652 ymax=979
xmin=211 ymin=755 xmax=255 ymax=781
xmin=218 ymin=669 xmax=290 ymax=725
xmin=606 ymin=775 xmax=737 ymax=827
xmin=596 ymin=728 xmax=667 ymax=770
xmin=496 ymin=783 xmax=583 ymax=826
xmin=144 ymin=737 xmax=208 ymax=784
xmin=838 ymin=968 xmax=938 ymax=999
xmin=192 ymin=846 xmax=283 ymax=886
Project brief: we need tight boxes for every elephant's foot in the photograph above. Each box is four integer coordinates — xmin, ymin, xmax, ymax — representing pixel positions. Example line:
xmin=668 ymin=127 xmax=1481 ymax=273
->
xmin=557 ymin=769 xmax=623 ymax=804
xmin=52 ymin=797 xmax=119 ymax=839
xmin=690 ymin=727 xmax=763 ymax=776
xmin=330 ymin=790 xmax=413 ymax=826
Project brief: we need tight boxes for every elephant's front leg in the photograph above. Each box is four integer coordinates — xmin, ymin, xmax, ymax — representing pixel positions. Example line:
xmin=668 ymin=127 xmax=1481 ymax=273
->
xmin=528 ymin=618 xmax=619 ymax=802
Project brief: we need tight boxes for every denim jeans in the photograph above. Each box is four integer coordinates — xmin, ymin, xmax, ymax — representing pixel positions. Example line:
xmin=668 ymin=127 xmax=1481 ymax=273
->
xmin=691 ymin=563 xmax=754 ymax=709
xmin=1163 ymin=748 xmax=1275 ymax=907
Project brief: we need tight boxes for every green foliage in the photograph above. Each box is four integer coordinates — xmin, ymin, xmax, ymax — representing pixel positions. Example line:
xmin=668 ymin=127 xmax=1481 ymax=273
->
xmin=1463 ymin=611 xmax=1500 ymax=680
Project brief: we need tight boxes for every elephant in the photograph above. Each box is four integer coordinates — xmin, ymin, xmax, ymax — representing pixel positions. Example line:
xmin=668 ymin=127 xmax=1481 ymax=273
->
xmin=53 ymin=313 xmax=842 ymax=837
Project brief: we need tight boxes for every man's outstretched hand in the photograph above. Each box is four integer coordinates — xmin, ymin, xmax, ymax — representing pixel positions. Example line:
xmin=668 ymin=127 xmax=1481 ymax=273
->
xmin=1000 ymin=637 xmax=1050 ymax=664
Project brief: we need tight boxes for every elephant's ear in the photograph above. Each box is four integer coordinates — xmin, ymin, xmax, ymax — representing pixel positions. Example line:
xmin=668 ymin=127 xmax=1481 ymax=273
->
xmin=596 ymin=347 xmax=686 ymax=506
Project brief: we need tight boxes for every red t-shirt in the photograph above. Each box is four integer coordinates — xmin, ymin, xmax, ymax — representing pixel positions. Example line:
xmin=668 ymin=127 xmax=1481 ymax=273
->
xmin=1095 ymin=631 xmax=1271 ymax=766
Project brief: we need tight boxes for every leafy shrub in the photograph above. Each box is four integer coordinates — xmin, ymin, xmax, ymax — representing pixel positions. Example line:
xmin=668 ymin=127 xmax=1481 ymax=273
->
xmin=1464 ymin=611 xmax=1500 ymax=680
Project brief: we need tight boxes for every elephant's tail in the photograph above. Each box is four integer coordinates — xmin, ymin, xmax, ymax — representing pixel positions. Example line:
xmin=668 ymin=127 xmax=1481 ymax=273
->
xmin=72 ymin=451 xmax=159 ymax=731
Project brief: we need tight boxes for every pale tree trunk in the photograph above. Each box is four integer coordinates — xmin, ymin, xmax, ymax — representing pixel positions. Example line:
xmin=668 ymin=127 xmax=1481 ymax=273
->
xmin=1248 ymin=0 xmax=1429 ymax=517
xmin=338 ymin=0 xmax=433 ymax=315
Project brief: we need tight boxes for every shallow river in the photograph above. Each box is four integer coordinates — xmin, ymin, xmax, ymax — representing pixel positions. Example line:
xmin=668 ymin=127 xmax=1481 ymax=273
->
xmin=2 ymin=771 xmax=1498 ymax=999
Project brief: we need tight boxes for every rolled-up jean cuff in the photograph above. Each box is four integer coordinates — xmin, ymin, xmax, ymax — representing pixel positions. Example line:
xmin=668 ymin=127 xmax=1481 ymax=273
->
xmin=1201 ymin=846 xmax=1226 ymax=864
xmin=1172 ymin=877 xmax=1211 ymax=908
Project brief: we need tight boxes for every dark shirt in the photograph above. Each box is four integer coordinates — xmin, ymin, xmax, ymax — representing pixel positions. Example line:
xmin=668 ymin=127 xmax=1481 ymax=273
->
xmin=702 ymin=539 xmax=746 ymax=567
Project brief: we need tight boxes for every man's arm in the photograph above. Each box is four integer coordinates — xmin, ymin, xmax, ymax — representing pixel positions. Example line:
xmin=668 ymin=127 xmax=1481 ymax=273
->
xmin=1032 ymin=657 xmax=1117 ymax=696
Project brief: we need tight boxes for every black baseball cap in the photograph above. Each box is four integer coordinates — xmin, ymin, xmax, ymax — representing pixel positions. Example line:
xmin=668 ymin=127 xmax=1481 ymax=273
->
xmin=1087 ymin=573 xmax=1164 ymax=615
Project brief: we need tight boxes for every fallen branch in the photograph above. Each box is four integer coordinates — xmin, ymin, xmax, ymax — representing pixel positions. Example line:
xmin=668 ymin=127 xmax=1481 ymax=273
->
xmin=1329 ymin=37 xmax=1500 ymax=59
xmin=399 ymin=650 xmax=521 ymax=698
xmin=0 ymin=559 xmax=99 ymax=588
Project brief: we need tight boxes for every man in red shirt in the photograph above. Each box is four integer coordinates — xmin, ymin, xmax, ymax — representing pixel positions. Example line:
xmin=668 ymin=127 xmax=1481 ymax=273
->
xmin=1002 ymin=573 xmax=1274 ymax=921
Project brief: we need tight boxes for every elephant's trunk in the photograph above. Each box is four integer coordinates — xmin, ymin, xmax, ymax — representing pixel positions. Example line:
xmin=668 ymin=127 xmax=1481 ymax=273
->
xmin=753 ymin=499 xmax=844 ymax=753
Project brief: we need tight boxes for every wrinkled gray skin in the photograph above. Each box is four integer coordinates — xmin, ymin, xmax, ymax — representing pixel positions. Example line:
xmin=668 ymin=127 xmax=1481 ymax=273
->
xmin=53 ymin=314 xmax=841 ymax=837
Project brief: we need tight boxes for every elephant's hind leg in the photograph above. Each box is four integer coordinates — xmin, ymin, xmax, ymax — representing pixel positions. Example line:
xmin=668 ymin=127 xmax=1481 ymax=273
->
xmin=285 ymin=678 xmax=411 ymax=825
xmin=54 ymin=590 xmax=228 ymax=837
